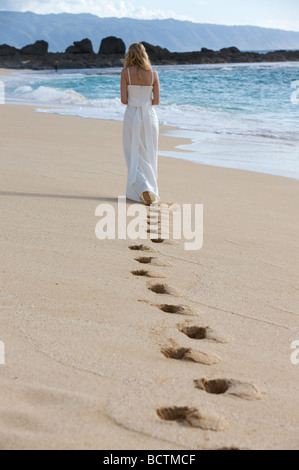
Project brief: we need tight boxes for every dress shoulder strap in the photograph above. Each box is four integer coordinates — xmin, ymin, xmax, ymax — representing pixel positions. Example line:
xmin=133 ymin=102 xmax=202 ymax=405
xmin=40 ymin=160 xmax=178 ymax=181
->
xmin=127 ymin=67 xmax=131 ymax=85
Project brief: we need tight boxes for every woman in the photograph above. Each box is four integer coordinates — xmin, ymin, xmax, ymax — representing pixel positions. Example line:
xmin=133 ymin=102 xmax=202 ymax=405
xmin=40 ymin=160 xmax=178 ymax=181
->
xmin=121 ymin=43 xmax=160 ymax=205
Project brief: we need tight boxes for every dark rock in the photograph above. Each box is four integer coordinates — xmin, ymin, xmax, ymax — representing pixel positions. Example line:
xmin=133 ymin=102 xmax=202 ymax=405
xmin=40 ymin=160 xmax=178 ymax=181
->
xmin=99 ymin=36 xmax=125 ymax=55
xmin=268 ymin=49 xmax=287 ymax=54
xmin=0 ymin=44 xmax=19 ymax=56
xmin=65 ymin=38 xmax=94 ymax=54
xmin=220 ymin=46 xmax=240 ymax=54
xmin=141 ymin=42 xmax=169 ymax=55
xmin=201 ymin=47 xmax=214 ymax=54
xmin=141 ymin=42 xmax=171 ymax=62
xmin=75 ymin=38 xmax=94 ymax=53
xmin=20 ymin=40 xmax=48 ymax=55
xmin=65 ymin=45 xmax=79 ymax=54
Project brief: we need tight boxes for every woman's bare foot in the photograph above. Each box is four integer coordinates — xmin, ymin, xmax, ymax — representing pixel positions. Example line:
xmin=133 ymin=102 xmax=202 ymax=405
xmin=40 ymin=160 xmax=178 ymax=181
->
xmin=142 ymin=191 xmax=156 ymax=205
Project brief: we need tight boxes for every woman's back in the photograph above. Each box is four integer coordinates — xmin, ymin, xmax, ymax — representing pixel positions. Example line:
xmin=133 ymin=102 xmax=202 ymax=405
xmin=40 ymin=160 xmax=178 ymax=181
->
xmin=121 ymin=65 xmax=159 ymax=106
xmin=126 ymin=65 xmax=153 ymax=86
xmin=126 ymin=66 xmax=154 ymax=106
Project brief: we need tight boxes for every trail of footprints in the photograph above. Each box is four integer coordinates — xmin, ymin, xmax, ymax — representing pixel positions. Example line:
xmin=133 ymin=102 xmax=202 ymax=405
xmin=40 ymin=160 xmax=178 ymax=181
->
xmin=128 ymin=203 xmax=264 ymax=438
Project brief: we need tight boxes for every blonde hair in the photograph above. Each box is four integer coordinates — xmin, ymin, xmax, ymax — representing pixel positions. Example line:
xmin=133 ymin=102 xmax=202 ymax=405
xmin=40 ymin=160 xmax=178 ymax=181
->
xmin=124 ymin=43 xmax=152 ymax=77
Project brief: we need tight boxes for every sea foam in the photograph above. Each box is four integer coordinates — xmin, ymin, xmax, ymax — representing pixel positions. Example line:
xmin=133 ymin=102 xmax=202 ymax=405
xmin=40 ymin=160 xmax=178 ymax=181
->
xmin=13 ymin=85 xmax=87 ymax=105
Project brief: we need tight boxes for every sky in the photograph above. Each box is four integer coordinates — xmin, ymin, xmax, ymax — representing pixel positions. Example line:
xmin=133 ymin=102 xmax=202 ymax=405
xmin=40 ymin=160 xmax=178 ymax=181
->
xmin=0 ymin=0 xmax=299 ymax=32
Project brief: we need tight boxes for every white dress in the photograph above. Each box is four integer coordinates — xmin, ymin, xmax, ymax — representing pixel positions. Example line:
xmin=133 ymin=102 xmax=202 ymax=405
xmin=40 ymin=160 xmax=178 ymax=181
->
xmin=123 ymin=68 xmax=160 ymax=203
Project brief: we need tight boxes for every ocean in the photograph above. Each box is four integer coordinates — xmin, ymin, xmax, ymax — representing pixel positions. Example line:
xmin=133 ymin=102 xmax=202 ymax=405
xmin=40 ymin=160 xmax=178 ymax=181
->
xmin=2 ymin=62 xmax=299 ymax=180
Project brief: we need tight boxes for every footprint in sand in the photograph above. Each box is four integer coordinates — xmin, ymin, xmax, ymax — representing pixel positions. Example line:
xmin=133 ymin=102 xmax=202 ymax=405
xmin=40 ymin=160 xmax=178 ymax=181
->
xmin=135 ymin=256 xmax=172 ymax=267
xmin=150 ymin=238 xmax=178 ymax=245
xmin=194 ymin=378 xmax=263 ymax=401
xmin=149 ymin=202 xmax=181 ymax=211
xmin=131 ymin=269 xmax=166 ymax=279
xmin=147 ymin=215 xmax=161 ymax=224
xmin=156 ymin=406 xmax=228 ymax=431
xmin=146 ymin=204 xmax=180 ymax=244
xmin=147 ymin=227 xmax=163 ymax=235
xmin=129 ymin=244 xmax=156 ymax=253
xmin=147 ymin=215 xmax=160 ymax=222
xmin=147 ymin=215 xmax=169 ymax=236
xmin=178 ymin=323 xmax=232 ymax=344
xmin=161 ymin=346 xmax=221 ymax=365
xmin=148 ymin=203 xmax=168 ymax=212
xmin=135 ymin=256 xmax=155 ymax=264
xmin=151 ymin=238 xmax=165 ymax=244
xmin=157 ymin=304 xmax=195 ymax=316
xmin=138 ymin=300 xmax=195 ymax=317
xmin=147 ymin=282 xmax=179 ymax=296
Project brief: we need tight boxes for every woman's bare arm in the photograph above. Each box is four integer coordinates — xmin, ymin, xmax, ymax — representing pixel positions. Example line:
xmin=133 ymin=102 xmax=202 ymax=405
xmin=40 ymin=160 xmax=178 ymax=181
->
xmin=152 ymin=70 xmax=160 ymax=106
xmin=120 ymin=68 xmax=128 ymax=105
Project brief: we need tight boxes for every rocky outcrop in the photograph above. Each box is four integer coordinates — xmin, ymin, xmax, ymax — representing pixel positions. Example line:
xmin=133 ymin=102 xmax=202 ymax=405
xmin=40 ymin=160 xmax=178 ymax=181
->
xmin=65 ymin=38 xmax=94 ymax=54
xmin=20 ymin=40 xmax=48 ymax=55
xmin=143 ymin=44 xmax=299 ymax=65
xmin=201 ymin=48 xmax=214 ymax=54
xmin=0 ymin=36 xmax=299 ymax=70
xmin=0 ymin=44 xmax=19 ymax=56
xmin=99 ymin=36 xmax=125 ymax=55
xmin=141 ymin=42 xmax=170 ymax=60
xmin=220 ymin=46 xmax=240 ymax=54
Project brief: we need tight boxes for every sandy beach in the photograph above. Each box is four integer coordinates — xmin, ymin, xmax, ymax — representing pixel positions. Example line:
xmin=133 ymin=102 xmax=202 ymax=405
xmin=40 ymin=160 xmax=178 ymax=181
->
xmin=0 ymin=99 xmax=299 ymax=450
xmin=0 ymin=68 xmax=19 ymax=76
